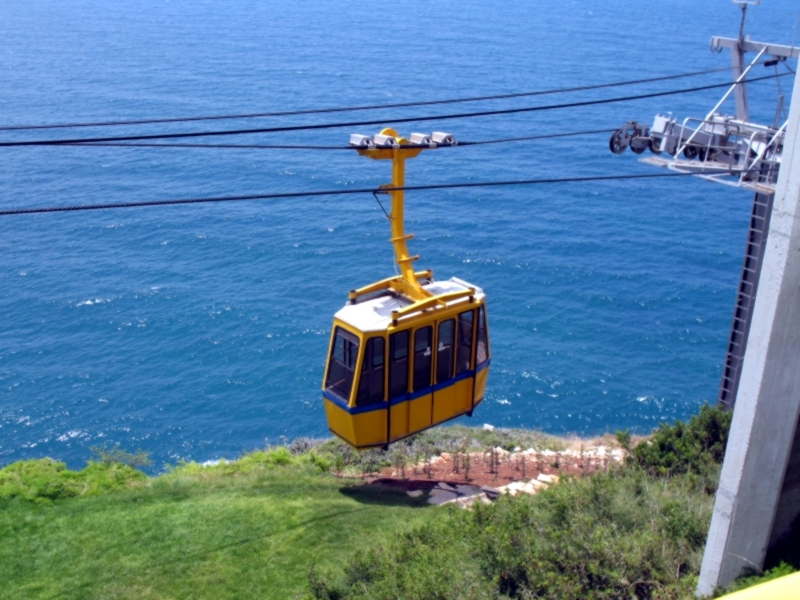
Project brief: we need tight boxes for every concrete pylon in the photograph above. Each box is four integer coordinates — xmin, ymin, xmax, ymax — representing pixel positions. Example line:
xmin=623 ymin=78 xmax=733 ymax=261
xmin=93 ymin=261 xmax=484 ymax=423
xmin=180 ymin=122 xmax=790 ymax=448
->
xmin=697 ymin=70 xmax=800 ymax=596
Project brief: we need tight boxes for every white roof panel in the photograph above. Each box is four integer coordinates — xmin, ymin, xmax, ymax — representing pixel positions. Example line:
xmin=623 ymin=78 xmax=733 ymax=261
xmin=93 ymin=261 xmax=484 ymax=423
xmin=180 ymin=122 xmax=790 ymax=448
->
xmin=335 ymin=277 xmax=485 ymax=333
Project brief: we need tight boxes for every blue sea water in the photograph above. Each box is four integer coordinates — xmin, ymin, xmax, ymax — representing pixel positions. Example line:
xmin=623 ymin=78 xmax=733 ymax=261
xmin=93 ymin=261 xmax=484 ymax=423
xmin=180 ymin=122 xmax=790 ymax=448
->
xmin=0 ymin=0 xmax=797 ymax=469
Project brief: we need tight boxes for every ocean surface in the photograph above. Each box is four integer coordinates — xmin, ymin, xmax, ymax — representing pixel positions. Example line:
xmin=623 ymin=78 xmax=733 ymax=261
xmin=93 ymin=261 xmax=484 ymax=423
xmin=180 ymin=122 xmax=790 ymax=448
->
xmin=1 ymin=0 xmax=797 ymax=470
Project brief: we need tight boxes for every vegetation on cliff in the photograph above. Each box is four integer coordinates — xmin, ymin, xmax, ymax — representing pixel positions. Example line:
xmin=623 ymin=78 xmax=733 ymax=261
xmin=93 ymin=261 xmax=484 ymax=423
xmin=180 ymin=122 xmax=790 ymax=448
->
xmin=0 ymin=405 xmax=796 ymax=599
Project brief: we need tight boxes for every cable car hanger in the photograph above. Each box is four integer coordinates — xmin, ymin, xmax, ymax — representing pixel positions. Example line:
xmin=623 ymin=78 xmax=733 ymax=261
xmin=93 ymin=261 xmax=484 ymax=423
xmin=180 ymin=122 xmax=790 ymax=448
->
xmin=321 ymin=129 xmax=491 ymax=450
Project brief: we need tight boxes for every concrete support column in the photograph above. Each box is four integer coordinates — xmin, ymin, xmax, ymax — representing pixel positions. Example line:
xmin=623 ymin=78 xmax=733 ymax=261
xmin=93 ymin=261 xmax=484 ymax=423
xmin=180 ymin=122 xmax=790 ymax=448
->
xmin=696 ymin=69 xmax=800 ymax=596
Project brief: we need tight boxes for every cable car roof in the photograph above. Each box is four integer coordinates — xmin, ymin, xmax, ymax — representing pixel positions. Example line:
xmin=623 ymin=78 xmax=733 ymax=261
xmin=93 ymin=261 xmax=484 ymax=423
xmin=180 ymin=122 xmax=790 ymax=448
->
xmin=335 ymin=277 xmax=485 ymax=333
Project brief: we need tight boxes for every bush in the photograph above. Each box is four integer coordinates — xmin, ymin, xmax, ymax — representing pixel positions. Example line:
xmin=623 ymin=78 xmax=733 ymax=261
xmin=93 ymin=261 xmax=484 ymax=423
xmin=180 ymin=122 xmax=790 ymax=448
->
xmin=90 ymin=443 xmax=151 ymax=469
xmin=301 ymin=450 xmax=335 ymax=473
xmin=631 ymin=403 xmax=732 ymax=476
xmin=308 ymin=468 xmax=715 ymax=600
xmin=0 ymin=458 xmax=146 ymax=503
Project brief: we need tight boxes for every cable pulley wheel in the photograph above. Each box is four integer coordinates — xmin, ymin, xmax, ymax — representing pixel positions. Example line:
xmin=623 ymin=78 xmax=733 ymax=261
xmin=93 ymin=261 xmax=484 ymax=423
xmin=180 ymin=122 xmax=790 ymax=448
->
xmin=609 ymin=130 xmax=627 ymax=154
xmin=649 ymin=138 xmax=662 ymax=154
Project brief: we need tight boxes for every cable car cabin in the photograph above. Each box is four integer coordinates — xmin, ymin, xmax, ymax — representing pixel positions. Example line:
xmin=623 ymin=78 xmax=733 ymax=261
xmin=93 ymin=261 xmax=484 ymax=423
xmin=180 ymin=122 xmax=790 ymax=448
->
xmin=323 ymin=275 xmax=491 ymax=449
xmin=320 ymin=127 xmax=491 ymax=449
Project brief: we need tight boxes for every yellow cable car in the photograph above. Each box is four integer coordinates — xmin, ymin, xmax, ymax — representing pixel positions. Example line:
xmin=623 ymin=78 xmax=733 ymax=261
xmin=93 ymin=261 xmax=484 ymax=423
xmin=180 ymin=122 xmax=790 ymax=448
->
xmin=322 ymin=128 xmax=491 ymax=449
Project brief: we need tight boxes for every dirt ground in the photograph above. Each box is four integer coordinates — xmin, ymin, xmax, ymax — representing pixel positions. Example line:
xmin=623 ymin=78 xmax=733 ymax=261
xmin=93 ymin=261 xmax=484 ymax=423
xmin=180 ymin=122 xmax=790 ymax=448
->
xmin=375 ymin=446 xmax=623 ymax=488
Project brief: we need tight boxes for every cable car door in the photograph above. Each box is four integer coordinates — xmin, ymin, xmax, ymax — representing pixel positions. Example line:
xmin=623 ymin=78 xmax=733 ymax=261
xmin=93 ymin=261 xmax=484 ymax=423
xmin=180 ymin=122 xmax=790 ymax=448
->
xmin=388 ymin=329 xmax=411 ymax=441
xmin=432 ymin=309 xmax=476 ymax=424
xmin=473 ymin=305 xmax=490 ymax=406
xmin=408 ymin=324 xmax=434 ymax=434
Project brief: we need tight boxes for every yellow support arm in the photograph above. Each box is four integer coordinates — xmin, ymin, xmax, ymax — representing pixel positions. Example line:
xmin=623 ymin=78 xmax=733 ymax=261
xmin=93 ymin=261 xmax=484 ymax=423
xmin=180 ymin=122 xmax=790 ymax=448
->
xmin=357 ymin=128 xmax=431 ymax=302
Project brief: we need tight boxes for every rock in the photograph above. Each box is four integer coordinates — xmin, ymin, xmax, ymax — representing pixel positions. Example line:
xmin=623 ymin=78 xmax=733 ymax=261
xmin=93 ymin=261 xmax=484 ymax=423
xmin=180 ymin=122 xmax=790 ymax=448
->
xmin=406 ymin=490 xmax=424 ymax=498
xmin=522 ymin=482 xmax=539 ymax=494
xmin=437 ymin=482 xmax=456 ymax=492
xmin=428 ymin=489 xmax=458 ymax=505
xmin=482 ymin=423 xmax=495 ymax=431
xmin=456 ymin=493 xmax=492 ymax=509
xmin=537 ymin=473 xmax=558 ymax=484
xmin=480 ymin=485 xmax=500 ymax=500
xmin=440 ymin=452 xmax=451 ymax=460
xmin=456 ymin=496 xmax=474 ymax=508
xmin=513 ymin=446 xmax=521 ymax=452
xmin=496 ymin=481 xmax=541 ymax=497
xmin=505 ymin=481 xmax=527 ymax=495
xmin=456 ymin=484 xmax=482 ymax=497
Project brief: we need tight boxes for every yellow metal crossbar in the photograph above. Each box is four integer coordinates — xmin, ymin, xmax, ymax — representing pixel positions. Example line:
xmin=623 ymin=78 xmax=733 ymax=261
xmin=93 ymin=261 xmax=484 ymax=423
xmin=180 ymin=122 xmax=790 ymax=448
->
xmin=390 ymin=288 xmax=476 ymax=327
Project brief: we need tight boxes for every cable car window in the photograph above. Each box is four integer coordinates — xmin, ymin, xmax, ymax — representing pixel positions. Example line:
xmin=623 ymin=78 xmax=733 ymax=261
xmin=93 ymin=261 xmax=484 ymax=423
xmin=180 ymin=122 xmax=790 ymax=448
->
xmin=456 ymin=309 xmax=474 ymax=375
xmin=326 ymin=327 xmax=359 ymax=402
xmin=476 ymin=305 xmax=490 ymax=364
xmin=436 ymin=319 xmax=455 ymax=383
xmin=356 ymin=337 xmax=385 ymax=406
xmin=413 ymin=326 xmax=433 ymax=392
xmin=389 ymin=330 xmax=409 ymax=400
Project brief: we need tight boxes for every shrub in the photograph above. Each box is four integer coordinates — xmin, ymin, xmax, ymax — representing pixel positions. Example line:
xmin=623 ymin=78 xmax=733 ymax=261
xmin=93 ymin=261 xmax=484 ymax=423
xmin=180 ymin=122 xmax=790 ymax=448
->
xmin=301 ymin=450 xmax=335 ymax=473
xmin=0 ymin=458 xmax=146 ymax=503
xmin=630 ymin=403 xmax=732 ymax=476
xmin=246 ymin=446 xmax=295 ymax=466
xmin=615 ymin=429 xmax=632 ymax=452
xmin=90 ymin=443 xmax=151 ymax=469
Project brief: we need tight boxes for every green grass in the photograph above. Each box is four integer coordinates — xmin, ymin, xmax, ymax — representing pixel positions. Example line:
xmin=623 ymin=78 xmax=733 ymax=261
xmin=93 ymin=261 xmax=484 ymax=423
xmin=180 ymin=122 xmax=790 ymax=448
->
xmin=0 ymin=453 xmax=436 ymax=600
xmin=2 ymin=409 xmax=797 ymax=600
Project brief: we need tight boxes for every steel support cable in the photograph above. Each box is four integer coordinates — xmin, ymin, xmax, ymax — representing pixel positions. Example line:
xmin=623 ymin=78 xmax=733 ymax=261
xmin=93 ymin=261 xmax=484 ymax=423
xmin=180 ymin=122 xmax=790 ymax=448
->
xmin=0 ymin=65 xmax=756 ymax=132
xmin=459 ymin=128 xmax=618 ymax=146
xmin=0 ymin=171 xmax=761 ymax=217
xmin=59 ymin=129 xmax=617 ymax=150
xmin=0 ymin=74 xmax=787 ymax=148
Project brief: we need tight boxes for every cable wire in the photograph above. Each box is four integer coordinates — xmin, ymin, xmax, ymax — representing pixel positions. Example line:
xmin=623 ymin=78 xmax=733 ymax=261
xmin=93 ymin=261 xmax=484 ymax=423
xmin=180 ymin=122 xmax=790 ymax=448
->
xmin=67 ymin=142 xmax=356 ymax=150
xmin=0 ymin=65 xmax=753 ymax=132
xmin=0 ymin=171 xmax=753 ymax=216
xmin=462 ymin=128 xmax=617 ymax=146
xmin=371 ymin=191 xmax=392 ymax=221
xmin=0 ymin=74 xmax=787 ymax=148
xmin=46 ymin=129 xmax=617 ymax=150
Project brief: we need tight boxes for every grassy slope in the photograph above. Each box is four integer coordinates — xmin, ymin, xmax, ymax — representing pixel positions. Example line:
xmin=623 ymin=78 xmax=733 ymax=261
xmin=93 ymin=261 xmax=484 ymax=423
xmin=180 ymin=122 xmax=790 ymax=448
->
xmin=0 ymin=465 xmax=434 ymax=600
xmin=2 ymin=409 xmax=796 ymax=600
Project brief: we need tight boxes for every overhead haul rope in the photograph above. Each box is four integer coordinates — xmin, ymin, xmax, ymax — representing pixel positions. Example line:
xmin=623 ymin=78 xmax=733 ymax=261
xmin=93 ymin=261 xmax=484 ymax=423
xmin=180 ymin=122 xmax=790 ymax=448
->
xmin=38 ymin=128 xmax=617 ymax=150
xmin=0 ymin=171 xmax=768 ymax=217
xmin=0 ymin=73 xmax=788 ymax=148
xmin=0 ymin=65 xmax=759 ymax=132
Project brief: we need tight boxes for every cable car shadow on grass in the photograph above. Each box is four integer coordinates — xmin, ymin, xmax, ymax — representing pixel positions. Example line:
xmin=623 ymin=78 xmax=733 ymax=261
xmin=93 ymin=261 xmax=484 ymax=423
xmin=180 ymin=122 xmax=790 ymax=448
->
xmin=338 ymin=481 xmax=431 ymax=508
